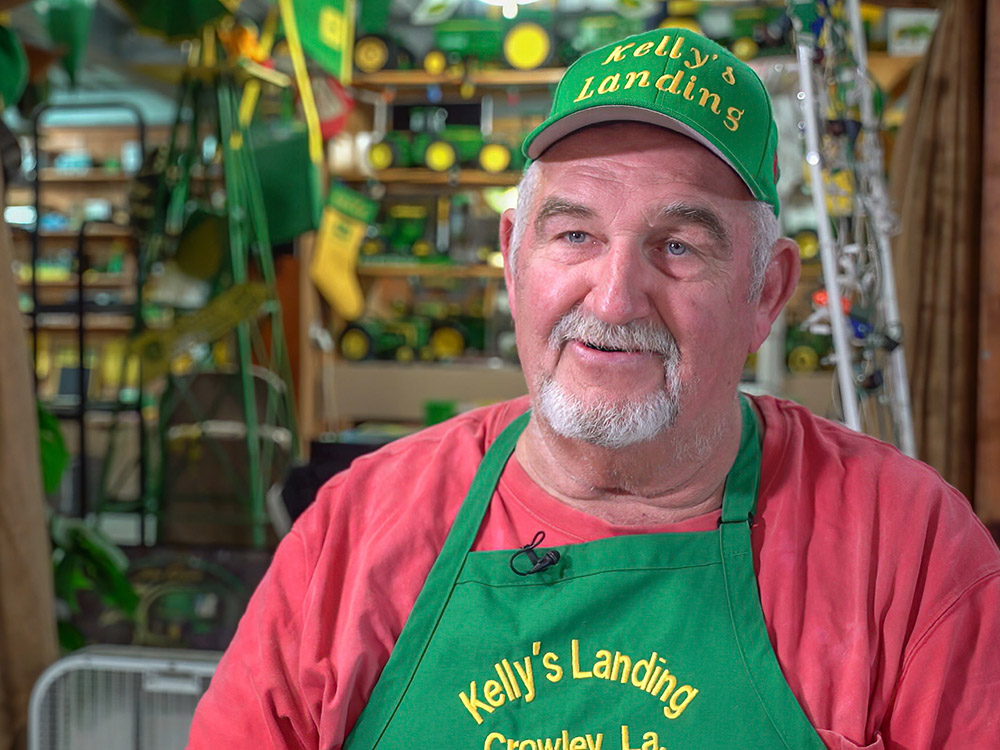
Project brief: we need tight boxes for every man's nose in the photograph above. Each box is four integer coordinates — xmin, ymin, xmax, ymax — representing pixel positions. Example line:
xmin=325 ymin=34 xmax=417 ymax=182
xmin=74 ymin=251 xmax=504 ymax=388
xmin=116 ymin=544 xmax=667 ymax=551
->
xmin=585 ymin=241 xmax=653 ymax=324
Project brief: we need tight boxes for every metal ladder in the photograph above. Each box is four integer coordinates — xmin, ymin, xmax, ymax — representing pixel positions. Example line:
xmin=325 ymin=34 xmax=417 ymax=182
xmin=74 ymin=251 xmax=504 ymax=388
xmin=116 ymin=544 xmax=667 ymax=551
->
xmin=789 ymin=0 xmax=917 ymax=456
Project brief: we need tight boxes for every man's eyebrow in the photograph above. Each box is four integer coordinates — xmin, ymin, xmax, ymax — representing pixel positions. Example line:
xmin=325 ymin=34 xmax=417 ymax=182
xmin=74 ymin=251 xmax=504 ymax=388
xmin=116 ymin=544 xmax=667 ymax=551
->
xmin=534 ymin=197 xmax=596 ymax=236
xmin=657 ymin=202 xmax=732 ymax=250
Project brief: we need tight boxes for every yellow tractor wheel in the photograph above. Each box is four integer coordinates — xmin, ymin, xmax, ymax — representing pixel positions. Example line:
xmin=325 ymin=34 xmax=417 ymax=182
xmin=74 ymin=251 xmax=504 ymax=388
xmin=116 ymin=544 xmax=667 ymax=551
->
xmin=361 ymin=238 xmax=383 ymax=256
xmin=788 ymin=345 xmax=820 ymax=373
xmin=795 ymin=230 xmax=820 ymax=260
xmin=424 ymin=140 xmax=457 ymax=172
xmin=659 ymin=18 xmax=703 ymax=34
xmin=423 ymin=49 xmax=447 ymax=76
xmin=355 ymin=36 xmax=390 ymax=74
xmin=430 ymin=325 xmax=466 ymax=360
xmin=411 ymin=239 xmax=433 ymax=257
xmin=503 ymin=22 xmax=551 ymax=71
xmin=367 ymin=141 xmax=396 ymax=171
xmin=479 ymin=143 xmax=512 ymax=173
xmin=731 ymin=37 xmax=760 ymax=61
xmin=340 ymin=327 xmax=372 ymax=361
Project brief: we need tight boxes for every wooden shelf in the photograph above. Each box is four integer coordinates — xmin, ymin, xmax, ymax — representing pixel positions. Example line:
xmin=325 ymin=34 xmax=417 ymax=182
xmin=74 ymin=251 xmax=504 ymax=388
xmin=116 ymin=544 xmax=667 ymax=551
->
xmin=34 ymin=169 xmax=133 ymax=183
xmin=339 ymin=168 xmax=520 ymax=186
xmin=357 ymin=263 xmax=504 ymax=279
xmin=353 ymin=68 xmax=564 ymax=89
xmin=11 ymin=227 xmax=134 ymax=241
xmin=17 ymin=275 xmax=134 ymax=290
xmin=332 ymin=359 xmax=526 ymax=422
xmin=29 ymin=313 xmax=135 ymax=333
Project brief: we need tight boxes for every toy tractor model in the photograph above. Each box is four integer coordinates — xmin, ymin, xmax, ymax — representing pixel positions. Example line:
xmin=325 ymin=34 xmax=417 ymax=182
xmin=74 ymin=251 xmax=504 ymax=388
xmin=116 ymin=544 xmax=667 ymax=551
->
xmin=478 ymin=134 xmax=526 ymax=174
xmin=414 ymin=124 xmax=483 ymax=172
xmin=367 ymin=107 xmax=459 ymax=171
xmin=353 ymin=34 xmax=414 ymax=75
xmin=339 ymin=317 xmax=430 ymax=362
xmin=366 ymin=129 xmax=416 ymax=170
xmin=366 ymin=106 xmax=523 ymax=174
xmin=338 ymin=314 xmax=472 ymax=362
xmin=423 ymin=15 xmax=556 ymax=74
xmin=362 ymin=203 xmax=436 ymax=259
xmin=675 ymin=2 xmax=794 ymax=60
xmin=785 ymin=325 xmax=834 ymax=373
xmin=559 ymin=14 xmax=644 ymax=65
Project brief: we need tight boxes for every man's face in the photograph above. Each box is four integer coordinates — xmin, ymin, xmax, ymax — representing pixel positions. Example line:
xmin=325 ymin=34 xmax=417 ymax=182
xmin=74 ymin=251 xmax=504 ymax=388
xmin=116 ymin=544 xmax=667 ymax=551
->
xmin=503 ymin=123 xmax=775 ymax=447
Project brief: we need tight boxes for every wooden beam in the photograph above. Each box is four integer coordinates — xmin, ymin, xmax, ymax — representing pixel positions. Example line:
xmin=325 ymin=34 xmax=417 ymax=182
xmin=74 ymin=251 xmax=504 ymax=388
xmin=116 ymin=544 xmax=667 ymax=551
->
xmin=297 ymin=231 xmax=319 ymax=454
xmin=976 ymin=0 xmax=1000 ymax=523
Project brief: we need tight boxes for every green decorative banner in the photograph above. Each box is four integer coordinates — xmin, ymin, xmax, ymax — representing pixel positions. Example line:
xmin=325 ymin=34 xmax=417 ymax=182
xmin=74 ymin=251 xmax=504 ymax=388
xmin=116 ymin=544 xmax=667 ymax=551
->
xmin=288 ymin=0 xmax=355 ymax=83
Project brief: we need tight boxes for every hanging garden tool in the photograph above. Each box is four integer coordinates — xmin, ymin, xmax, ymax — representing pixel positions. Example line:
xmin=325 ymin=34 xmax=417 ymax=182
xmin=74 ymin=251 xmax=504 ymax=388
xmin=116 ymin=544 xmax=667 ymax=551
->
xmin=113 ymin=0 xmax=238 ymax=41
xmin=34 ymin=0 xmax=94 ymax=86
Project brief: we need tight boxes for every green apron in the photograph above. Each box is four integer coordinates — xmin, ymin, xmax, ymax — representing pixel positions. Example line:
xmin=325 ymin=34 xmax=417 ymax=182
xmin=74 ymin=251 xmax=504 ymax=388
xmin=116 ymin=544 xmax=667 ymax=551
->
xmin=344 ymin=397 xmax=826 ymax=750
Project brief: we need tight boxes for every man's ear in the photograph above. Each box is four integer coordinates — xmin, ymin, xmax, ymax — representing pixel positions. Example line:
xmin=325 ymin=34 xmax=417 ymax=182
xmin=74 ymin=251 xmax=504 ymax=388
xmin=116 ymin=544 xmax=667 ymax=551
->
xmin=499 ymin=207 xmax=517 ymax=319
xmin=751 ymin=237 xmax=801 ymax=351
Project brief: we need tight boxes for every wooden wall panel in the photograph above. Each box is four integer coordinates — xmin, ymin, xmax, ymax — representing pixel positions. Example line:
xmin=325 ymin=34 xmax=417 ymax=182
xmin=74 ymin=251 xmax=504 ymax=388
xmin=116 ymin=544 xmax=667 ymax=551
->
xmin=976 ymin=0 xmax=1000 ymax=525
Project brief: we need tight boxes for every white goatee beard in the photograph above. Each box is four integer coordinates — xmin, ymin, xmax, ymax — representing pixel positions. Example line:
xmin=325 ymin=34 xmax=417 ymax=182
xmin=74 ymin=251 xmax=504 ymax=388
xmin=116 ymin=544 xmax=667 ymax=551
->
xmin=534 ymin=307 xmax=682 ymax=449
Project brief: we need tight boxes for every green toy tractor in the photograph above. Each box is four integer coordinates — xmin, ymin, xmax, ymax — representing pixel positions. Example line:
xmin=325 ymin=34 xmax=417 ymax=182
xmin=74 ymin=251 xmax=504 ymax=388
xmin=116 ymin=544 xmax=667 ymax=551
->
xmin=338 ymin=315 xmax=473 ymax=362
xmin=366 ymin=106 xmax=525 ymax=174
xmin=423 ymin=15 xmax=556 ymax=74
xmin=361 ymin=203 xmax=436 ymax=259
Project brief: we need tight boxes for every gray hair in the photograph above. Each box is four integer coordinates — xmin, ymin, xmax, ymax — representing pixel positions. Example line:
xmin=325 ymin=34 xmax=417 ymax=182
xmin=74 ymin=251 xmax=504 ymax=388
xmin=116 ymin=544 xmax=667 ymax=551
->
xmin=508 ymin=161 xmax=780 ymax=302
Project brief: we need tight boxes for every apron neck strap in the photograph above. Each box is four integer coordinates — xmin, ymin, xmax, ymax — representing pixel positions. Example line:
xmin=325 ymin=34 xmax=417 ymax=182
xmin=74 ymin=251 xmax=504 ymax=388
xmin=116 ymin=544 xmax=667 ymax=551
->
xmin=719 ymin=394 xmax=763 ymax=525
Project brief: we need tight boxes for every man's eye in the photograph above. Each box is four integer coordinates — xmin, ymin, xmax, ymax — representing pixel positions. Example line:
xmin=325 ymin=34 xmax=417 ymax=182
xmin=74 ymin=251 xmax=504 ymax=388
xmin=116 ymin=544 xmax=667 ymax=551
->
xmin=563 ymin=231 xmax=588 ymax=244
xmin=664 ymin=240 xmax=689 ymax=256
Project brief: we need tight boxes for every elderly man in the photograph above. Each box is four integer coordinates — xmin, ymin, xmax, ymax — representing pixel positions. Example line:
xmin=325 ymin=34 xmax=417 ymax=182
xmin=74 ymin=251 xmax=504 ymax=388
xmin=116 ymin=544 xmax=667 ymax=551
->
xmin=189 ymin=29 xmax=1000 ymax=750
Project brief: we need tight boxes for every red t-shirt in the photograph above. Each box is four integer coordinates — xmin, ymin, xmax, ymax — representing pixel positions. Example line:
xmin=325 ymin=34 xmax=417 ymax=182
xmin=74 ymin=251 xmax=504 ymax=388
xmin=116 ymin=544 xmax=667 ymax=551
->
xmin=188 ymin=395 xmax=1000 ymax=750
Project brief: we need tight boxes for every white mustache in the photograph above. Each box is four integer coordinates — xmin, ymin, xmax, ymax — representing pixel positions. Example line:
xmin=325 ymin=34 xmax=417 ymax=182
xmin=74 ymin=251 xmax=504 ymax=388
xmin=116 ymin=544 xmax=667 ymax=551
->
xmin=548 ymin=306 xmax=678 ymax=358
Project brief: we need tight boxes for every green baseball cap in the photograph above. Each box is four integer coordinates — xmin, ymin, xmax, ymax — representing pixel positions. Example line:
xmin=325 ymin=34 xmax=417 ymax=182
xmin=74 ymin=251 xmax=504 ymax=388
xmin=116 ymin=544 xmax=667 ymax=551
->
xmin=523 ymin=28 xmax=781 ymax=216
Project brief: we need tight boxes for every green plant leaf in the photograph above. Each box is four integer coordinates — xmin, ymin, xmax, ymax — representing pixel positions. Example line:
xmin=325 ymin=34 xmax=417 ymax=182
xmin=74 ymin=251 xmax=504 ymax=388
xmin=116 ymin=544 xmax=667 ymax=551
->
xmin=57 ymin=620 xmax=86 ymax=652
xmin=53 ymin=554 xmax=85 ymax=612
xmin=73 ymin=528 xmax=138 ymax=615
xmin=37 ymin=401 xmax=69 ymax=494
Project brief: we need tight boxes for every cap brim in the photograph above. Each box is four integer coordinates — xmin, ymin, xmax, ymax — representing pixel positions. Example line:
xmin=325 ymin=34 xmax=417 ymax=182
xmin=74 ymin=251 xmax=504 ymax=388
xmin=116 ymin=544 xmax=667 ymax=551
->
xmin=525 ymin=104 xmax=739 ymax=179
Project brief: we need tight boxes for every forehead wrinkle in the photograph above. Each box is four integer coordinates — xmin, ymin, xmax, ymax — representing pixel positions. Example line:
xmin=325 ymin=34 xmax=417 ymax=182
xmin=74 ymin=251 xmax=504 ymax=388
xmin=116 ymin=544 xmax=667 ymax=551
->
xmin=655 ymin=201 xmax=732 ymax=253
xmin=534 ymin=196 xmax=597 ymax=237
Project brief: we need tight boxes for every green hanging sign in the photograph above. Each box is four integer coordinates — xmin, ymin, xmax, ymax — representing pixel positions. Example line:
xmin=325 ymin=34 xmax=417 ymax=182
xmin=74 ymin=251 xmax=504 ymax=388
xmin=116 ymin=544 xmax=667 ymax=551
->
xmin=357 ymin=0 xmax=391 ymax=36
xmin=285 ymin=0 xmax=355 ymax=83
xmin=36 ymin=0 xmax=95 ymax=86
xmin=0 ymin=25 xmax=28 ymax=109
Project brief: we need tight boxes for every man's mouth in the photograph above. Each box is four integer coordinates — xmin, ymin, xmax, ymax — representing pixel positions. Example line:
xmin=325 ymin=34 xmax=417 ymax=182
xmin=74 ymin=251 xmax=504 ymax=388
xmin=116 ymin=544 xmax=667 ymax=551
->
xmin=550 ymin=306 xmax=677 ymax=360
xmin=579 ymin=340 xmax=643 ymax=354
